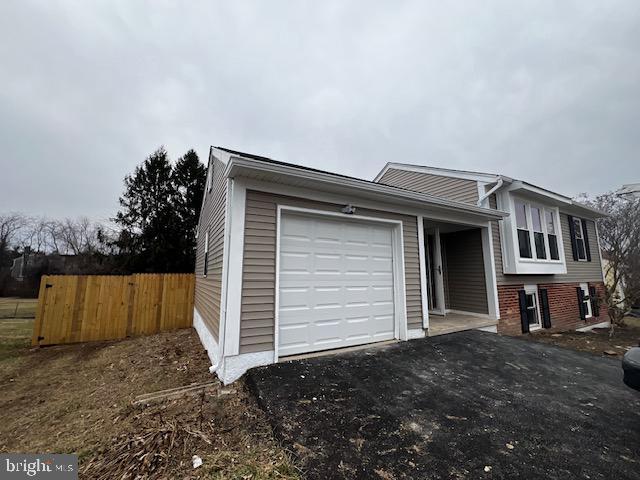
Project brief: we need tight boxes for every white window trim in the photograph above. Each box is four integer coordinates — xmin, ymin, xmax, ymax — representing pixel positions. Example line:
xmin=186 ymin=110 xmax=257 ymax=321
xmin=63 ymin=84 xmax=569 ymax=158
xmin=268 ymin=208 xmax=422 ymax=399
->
xmin=525 ymin=284 xmax=542 ymax=331
xmin=513 ymin=198 xmax=562 ymax=264
xmin=500 ymin=193 xmax=567 ymax=274
xmin=203 ymin=230 xmax=209 ymax=277
xmin=573 ymin=218 xmax=588 ymax=262
xmin=580 ymin=283 xmax=593 ymax=319
xmin=274 ymin=205 xmax=408 ymax=363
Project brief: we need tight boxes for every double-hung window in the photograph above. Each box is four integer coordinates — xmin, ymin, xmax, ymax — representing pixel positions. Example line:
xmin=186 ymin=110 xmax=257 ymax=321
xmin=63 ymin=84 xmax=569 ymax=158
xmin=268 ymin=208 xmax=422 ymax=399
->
xmin=515 ymin=202 xmax=532 ymax=258
xmin=524 ymin=285 xmax=542 ymax=330
xmin=531 ymin=207 xmax=546 ymax=259
xmin=514 ymin=200 xmax=561 ymax=262
xmin=573 ymin=218 xmax=587 ymax=261
xmin=203 ymin=231 xmax=209 ymax=276
xmin=579 ymin=283 xmax=592 ymax=318
xmin=545 ymin=210 xmax=560 ymax=260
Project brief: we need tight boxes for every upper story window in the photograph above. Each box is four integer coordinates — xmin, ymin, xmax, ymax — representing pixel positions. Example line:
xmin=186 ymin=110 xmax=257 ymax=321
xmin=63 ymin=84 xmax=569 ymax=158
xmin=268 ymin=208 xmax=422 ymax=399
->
xmin=513 ymin=200 xmax=562 ymax=263
xmin=573 ymin=218 xmax=587 ymax=260
xmin=203 ymin=230 xmax=209 ymax=277
xmin=545 ymin=210 xmax=559 ymax=260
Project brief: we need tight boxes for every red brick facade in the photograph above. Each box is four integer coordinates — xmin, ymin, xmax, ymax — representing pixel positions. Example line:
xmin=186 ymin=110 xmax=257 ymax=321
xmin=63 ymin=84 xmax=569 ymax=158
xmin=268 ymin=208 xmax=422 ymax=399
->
xmin=497 ymin=282 xmax=607 ymax=336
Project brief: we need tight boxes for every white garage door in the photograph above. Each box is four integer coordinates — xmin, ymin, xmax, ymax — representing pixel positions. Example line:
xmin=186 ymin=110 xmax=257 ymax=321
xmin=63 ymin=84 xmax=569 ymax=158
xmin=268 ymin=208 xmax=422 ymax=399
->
xmin=278 ymin=211 xmax=396 ymax=357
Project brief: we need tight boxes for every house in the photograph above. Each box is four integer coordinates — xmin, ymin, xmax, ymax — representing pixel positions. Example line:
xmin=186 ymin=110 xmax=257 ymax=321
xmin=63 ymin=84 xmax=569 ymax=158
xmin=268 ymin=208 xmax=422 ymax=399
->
xmin=194 ymin=147 xmax=608 ymax=384
xmin=617 ymin=183 xmax=640 ymax=199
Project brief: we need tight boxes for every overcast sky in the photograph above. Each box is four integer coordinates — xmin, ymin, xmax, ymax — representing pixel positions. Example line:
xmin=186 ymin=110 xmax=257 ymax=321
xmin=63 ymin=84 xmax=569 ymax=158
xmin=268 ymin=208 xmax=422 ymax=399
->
xmin=1 ymin=1 xmax=639 ymax=221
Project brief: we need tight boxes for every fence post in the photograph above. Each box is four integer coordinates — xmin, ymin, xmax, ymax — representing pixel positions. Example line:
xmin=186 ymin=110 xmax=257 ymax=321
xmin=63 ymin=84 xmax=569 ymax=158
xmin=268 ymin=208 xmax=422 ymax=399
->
xmin=31 ymin=275 xmax=49 ymax=346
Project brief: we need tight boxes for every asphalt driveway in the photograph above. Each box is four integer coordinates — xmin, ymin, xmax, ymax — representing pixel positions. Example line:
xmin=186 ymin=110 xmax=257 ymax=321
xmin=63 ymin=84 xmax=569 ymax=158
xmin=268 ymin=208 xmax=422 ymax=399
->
xmin=246 ymin=331 xmax=640 ymax=480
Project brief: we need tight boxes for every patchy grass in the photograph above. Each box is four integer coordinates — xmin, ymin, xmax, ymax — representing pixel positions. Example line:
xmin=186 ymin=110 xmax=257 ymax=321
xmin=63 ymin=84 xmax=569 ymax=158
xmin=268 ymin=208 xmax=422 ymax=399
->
xmin=0 ymin=317 xmax=33 ymax=361
xmin=0 ymin=297 xmax=37 ymax=319
xmin=529 ymin=325 xmax=640 ymax=359
xmin=0 ymin=326 xmax=300 ymax=479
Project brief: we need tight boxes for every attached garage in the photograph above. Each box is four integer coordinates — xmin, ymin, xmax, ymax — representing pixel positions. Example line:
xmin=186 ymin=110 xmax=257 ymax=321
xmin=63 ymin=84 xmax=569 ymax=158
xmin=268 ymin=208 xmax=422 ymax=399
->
xmin=192 ymin=146 xmax=508 ymax=384
xmin=276 ymin=209 xmax=401 ymax=357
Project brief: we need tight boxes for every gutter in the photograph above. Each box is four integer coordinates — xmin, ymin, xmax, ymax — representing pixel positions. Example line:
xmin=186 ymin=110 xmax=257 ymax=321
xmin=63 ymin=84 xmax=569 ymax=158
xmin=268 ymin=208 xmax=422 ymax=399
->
xmin=225 ymin=156 xmax=509 ymax=220
xmin=477 ymin=177 xmax=506 ymax=207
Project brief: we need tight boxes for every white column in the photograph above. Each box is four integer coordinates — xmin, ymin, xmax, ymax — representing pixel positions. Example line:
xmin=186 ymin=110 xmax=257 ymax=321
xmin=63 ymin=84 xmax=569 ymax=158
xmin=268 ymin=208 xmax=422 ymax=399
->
xmin=481 ymin=221 xmax=500 ymax=319
xmin=222 ymin=178 xmax=247 ymax=357
xmin=417 ymin=216 xmax=430 ymax=329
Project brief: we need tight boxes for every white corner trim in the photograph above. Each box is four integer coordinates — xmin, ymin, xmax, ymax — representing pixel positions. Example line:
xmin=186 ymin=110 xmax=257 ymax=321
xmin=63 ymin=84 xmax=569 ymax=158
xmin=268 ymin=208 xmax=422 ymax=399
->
xmin=193 ymin=307 xmax=221 ymax=369
xmin=218 ymin=351 xmax=275 ymax=385
xmin=417 ymin=216 xmax=429 ymax=329
xmin=475 ymin=325 xmax=498 ymax=333
xmin=223 ymin=178 xmax=247 ymax=357
xmin=274 ymin=205 xmax=283 ymax=363
xmin=576 ymin=320 xmax=611 ymax=332
xmin=218 ymin=178 xmax=232 ymax=360
xmin=407 ymin=328 xmax=426 ymax=339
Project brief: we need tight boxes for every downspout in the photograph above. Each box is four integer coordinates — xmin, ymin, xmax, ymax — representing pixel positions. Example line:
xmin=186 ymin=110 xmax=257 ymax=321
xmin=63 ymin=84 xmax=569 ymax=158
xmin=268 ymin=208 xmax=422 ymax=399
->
xmin=477 ymin=177 xmax=504 ymax=207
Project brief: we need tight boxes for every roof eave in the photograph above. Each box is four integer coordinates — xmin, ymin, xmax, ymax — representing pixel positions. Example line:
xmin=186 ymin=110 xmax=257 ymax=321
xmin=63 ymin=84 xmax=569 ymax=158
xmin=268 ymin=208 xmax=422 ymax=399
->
xmin=226 ymin=156 xmax=509 ymax=220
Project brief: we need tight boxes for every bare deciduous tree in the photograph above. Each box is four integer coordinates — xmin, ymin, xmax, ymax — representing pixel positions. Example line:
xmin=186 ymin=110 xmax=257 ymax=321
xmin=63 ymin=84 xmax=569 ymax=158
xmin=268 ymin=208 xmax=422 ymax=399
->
xmin=0 ymin=213 xmax=27 ymax=266
xmin=578 ymin=192 xmax=640 ymax=326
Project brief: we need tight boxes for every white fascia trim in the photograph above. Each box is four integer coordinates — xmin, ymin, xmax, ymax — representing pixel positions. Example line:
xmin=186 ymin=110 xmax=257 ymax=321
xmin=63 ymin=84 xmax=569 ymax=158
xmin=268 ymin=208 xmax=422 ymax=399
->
xmin=576 ymin=320 xmax=611 ymax=332
xmin=407 ymin=328 xmax=426 ymax=339
xmin=417 ymin=216 xmax=430 ymax=329
xmin=193 ymin=307 xmax=221 ymax=370
xmin=223 ymin=178 xmax=247 ymax=357
xmin=373 ymin=162 xmax=501 ymax=184
xmin=218 ymin=351 xmax=275 ymax=385
xmin=210 ymin=146 xmax=234 ymax=165
xmin=506 ymin=181 xmax=607 ymax=217
xmin=226 ymin=157 xmax=508 ymax=221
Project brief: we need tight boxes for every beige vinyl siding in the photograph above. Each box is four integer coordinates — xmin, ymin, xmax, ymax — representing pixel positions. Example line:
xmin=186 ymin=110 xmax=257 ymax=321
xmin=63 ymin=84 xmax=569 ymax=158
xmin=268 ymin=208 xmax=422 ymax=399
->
xmin=488 ymin=194 xmax=504 ymax=284
xmin=194 ymin=156 xmax=227 ymax=340
xmin=441 ymin=228 xmax=488 ymax=314
xmin=240 ymin=190 xmax=423 ymax=354
xmin=378 ymin=168 xmax=479 ymax=204
xmin=490 ymin=200 xmax=603 ymax=285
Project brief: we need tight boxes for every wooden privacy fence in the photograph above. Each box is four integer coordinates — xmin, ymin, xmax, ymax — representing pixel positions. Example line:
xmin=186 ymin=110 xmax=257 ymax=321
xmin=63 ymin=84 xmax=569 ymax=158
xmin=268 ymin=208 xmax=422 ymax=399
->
xmin=32 ymin=274 xmax=195 ymax=346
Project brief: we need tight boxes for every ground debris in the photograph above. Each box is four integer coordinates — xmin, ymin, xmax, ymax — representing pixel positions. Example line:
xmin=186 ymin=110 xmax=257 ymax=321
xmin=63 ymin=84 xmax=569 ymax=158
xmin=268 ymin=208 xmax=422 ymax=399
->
xmin=1 ymin=327 xmax=299 ymax=479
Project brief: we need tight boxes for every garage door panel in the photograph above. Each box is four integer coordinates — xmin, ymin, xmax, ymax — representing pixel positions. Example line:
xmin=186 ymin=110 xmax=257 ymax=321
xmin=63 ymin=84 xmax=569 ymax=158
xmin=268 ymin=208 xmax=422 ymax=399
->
xmin=278 ymin=212 xmax=397 ymax=357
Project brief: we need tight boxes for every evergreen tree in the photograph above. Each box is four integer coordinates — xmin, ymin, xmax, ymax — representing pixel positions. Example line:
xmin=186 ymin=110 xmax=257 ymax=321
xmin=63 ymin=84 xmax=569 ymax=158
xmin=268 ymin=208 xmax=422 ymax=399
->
xmin=172 ymin=149 xmax=206 ymax=268
xmin=114 ymin=146 xmax=205 ymax=272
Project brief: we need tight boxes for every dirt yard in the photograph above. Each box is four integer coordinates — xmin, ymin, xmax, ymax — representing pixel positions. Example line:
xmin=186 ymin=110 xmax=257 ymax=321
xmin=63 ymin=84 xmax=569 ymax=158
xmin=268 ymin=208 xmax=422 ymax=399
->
xmin=0 ymin=316 xmax=299 ymax=479
xmin=529 ymin=323 xmax=640 ymax=359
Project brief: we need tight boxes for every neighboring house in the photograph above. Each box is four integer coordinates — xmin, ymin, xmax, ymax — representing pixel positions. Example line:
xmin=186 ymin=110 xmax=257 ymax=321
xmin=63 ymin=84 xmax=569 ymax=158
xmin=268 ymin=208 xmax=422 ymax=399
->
xmin=617 ymin=183 xmax=640 ymax=199
xmin=601 ymin=251 xmax=624 ymax=307
xmin=194 ymin=148 xmax=607 ymax=384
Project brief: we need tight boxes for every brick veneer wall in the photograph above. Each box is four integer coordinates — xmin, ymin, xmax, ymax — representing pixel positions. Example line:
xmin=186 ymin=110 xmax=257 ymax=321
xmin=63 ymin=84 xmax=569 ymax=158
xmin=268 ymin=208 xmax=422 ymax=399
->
xmin=497 ymin=282 xmax=607 ymax=335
